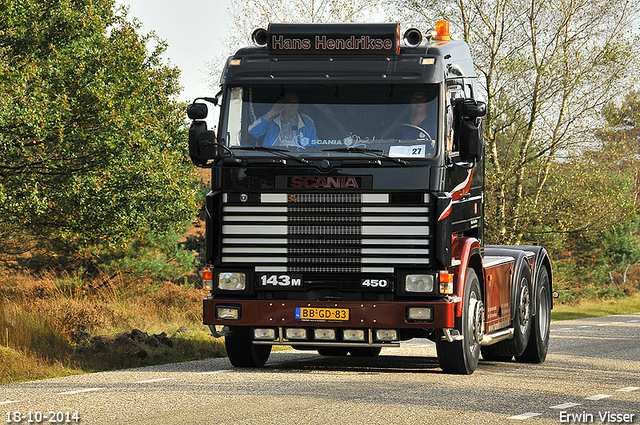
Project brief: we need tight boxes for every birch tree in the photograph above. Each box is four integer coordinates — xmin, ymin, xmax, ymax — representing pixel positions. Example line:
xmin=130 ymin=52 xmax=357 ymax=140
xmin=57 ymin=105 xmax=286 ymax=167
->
xmin=206 ymin=0 xmax=383 ymax=87
xmin=395 ymin=0 xmax=640 ymax=244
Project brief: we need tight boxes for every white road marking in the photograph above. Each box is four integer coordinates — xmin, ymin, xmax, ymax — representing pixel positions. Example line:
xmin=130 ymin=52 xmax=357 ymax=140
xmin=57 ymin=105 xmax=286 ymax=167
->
xmin=617 ymin=387 xmax=640 ymax=392
xmin=508 ymin=412 xmax=541 ymax=420
xmin=578 ymin=325 xmax=591 ymax=328
xmin=556 ymin=327 xmax=574 ymax=330
xmin=585 ymin=394 xmax=611 ymax=400
xmin=200 ymin=369 xmax=234 ymax=375
xmin=57 ymin=387 xmax=105 ymax=395
xmin=133 ymin=378 xmax=175 ymax=384
xmin=0 ymin=400 xmax=22 ymax=405
xmin=551 ymin=403 xmax=581 ymax=409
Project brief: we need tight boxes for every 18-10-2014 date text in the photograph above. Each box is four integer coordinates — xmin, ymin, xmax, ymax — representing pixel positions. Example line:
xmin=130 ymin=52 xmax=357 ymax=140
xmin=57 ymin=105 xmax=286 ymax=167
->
xmin=5 ymin=411 xmax=80 ymax=423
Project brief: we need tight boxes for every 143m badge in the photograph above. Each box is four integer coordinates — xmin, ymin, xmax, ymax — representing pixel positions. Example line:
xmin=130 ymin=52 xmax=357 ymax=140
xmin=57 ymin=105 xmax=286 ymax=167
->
xmin=259 ymin=274 xmax=303 ymax=289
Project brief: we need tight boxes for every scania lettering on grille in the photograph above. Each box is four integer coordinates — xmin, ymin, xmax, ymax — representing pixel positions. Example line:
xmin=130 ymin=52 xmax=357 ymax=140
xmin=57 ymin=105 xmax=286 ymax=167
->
xmin=289 ymin=176 xmax=360 ymax=189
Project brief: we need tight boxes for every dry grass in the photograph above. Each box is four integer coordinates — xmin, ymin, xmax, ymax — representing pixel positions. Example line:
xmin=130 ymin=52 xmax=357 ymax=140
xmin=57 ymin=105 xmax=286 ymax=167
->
xmin=0 ymin=269 xmax=225 ymax=384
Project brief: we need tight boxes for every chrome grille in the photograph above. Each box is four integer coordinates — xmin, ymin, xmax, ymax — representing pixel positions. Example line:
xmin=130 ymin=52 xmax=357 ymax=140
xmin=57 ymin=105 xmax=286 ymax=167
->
xmin=221 ymin=193 xmax=431 ymax=274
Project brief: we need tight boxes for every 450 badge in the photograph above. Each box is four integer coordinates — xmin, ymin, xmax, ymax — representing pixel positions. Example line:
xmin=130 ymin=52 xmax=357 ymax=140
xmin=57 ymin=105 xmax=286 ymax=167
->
xmin=361 ymin=278 xmax=389 ymax=289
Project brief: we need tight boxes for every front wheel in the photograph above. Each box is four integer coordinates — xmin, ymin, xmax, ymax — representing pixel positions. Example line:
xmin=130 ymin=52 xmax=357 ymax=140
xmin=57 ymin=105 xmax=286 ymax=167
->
xmin=225 ymin=327 xmax=271 ymax=367
xmin=436 ymin=268 xmax=484 ymax=374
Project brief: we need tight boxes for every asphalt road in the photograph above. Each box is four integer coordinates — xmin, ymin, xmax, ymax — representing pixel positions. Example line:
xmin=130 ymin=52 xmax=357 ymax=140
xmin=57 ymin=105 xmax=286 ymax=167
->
xmin=2 ymin=313 xmax=639 ymax=425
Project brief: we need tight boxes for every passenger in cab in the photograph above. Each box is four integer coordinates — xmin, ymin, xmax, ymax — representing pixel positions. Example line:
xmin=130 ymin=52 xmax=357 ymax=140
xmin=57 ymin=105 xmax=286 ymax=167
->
xmin=248 ymin=91 xmax=317 ymax=147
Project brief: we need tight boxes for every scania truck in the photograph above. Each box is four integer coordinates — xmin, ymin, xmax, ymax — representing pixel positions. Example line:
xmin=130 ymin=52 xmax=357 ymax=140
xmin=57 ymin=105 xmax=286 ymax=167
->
xmin=188 ymin=21 xmax=553 ymax=374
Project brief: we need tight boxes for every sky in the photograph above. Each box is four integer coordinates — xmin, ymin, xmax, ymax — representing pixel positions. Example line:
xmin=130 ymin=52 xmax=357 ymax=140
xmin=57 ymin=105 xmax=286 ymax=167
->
xmin=117 ymin=0 xmax=233 ymax=103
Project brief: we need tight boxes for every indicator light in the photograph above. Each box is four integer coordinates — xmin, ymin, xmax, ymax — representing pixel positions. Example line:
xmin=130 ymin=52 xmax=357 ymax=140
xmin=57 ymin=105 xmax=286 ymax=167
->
xmin=440 ymin=272 xmax=454 ymax=294
xmin=203 ymin=269 xmax=213 ymax=291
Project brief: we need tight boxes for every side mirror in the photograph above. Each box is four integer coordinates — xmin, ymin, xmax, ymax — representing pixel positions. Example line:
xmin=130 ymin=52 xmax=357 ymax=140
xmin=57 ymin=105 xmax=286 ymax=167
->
xmin=454 ymin=99 xmax=485 ymax=162
xmin=458 ymin=119 xmax=483 ymax=162
xmin=461 ymin=99 xmax=486 ymax=119
xmin=188 ymin=121 xmax=218 ymax=166
xmin=187 ymin=98 xmax=222 ymax=167
xmin=187 ymin=103 xmax=208 ymax=120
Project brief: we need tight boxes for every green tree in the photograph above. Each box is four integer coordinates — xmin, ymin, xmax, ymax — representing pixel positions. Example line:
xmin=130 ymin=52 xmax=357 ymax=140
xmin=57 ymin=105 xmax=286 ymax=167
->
xmin=393 ymin=0 xmax=640 ymax=245
xmin=0 ymin=0 xmax=197 ymax=271
xmin=525 ymin=91 xmax=640 ymax=293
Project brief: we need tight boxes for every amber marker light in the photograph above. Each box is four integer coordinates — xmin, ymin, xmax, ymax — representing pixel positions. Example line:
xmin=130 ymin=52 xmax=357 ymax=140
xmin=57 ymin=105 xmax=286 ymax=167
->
xmin=203 ymin=269 xmax=213 ymax=291
xmin=439 ymin=272 xmax=454 ymax=294
xmin=435 ymin=20 xmax=450 ymax=41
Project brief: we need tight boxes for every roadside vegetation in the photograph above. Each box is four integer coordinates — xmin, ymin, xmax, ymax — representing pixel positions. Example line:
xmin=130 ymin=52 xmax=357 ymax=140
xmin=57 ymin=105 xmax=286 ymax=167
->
xmin=1 ymin=0 xmax=639 ymax=383
xmin=0 ymin=269 xmax=225 ymax=384
xmin=552 ymin=292 xmax=640 ymax=322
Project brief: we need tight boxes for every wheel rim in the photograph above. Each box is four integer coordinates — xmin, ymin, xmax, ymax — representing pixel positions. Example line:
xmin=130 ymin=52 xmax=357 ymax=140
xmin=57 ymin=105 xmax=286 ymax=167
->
xmin=518 ymin=280 xmax=531 ymax=335
xmin=468 ymin=290 xmax=485 ymax=349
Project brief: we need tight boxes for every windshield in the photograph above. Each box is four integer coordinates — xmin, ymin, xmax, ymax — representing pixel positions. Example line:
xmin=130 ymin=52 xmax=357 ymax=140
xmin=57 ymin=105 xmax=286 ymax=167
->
xmin=221 ymin=84 xmax=439 ymax=159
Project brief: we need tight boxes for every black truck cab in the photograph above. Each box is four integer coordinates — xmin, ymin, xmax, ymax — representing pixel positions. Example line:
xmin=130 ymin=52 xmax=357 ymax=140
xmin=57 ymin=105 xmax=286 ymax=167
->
xmin=189 ymin=22 xmax=551 ymax=375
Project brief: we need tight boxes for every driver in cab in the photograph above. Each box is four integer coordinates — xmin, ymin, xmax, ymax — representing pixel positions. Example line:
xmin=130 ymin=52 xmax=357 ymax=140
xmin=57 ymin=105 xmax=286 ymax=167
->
xmin=391 ymin=91 xmax=437 ymax=141
xmin=248 ymin=91 xmax=317 ymax=146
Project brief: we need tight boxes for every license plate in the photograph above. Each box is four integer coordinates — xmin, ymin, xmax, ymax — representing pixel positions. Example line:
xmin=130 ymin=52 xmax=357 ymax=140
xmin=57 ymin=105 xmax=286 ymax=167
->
xmin=295 ymin=307 xmax=350 ymax=322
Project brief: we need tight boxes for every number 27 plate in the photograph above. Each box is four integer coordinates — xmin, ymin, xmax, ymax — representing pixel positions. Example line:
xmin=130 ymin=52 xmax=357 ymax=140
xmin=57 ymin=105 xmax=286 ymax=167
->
xmin=295 ymin=307 xmax=349 ymax=322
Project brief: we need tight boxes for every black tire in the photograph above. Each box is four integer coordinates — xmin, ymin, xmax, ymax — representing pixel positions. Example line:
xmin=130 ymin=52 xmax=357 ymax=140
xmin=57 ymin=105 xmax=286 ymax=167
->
xmin=224 ymin=327 xmax=271 ymax=367
xmin=516 ymin=267 xmax=551 ymax=363
xmin=349 ymin=347 xmax=382 ymax=357
xmin=436 ymin=268 xmax=484 ymax=374
xmin=317 ymin=347 xmax=349 ymax=356
xmin=512 ymin=264 xmax=533 ymax=356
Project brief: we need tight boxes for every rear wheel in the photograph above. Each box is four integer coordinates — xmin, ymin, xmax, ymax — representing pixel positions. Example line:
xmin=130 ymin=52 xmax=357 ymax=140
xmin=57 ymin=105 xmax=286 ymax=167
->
xmin=225 ymin=327 xmax=271 ymax=367
xmin=436 ymin=268 xmax=484 ymax=374
xmin=516 ymin=267 xmax=551 ymax=363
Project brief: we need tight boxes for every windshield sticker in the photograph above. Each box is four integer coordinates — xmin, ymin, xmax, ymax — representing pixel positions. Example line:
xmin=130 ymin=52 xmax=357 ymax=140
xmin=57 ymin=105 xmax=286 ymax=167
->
xmin=279 ymin=134 xmax=375 ymax=150
xmin=389 ymin=145 xmax=428 ymax=158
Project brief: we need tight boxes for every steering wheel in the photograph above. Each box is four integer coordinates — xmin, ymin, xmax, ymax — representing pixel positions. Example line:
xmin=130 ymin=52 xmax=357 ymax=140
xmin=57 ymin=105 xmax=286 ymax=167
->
xmin=382 ymin=123 xmax=434 ymax=142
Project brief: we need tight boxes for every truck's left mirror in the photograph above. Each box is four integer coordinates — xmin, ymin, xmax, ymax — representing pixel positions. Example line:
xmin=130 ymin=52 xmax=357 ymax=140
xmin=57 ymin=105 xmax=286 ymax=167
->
xmin=461 ymin=100 xmax=486 ymax=119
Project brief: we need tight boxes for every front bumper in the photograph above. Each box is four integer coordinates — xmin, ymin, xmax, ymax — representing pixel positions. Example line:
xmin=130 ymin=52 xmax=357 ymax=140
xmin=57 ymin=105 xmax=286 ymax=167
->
xmin=203 ymin=299 xmax=456 ymax=329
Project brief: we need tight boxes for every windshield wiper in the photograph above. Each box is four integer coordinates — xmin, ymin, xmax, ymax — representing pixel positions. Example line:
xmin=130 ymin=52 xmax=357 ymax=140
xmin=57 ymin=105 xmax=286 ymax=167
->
xmin=234 ymin=146 xmax=311 ymax=165
xmin=322 ymin=147 xmax=410 ymax=166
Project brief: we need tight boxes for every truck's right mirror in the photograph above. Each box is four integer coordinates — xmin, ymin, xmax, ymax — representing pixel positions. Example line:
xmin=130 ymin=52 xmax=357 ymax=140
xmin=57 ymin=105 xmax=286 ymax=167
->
xmin=187 ymin=101 xmax=220 ymax=167
xmin=188 ymin=120 xmax=218 ymax=166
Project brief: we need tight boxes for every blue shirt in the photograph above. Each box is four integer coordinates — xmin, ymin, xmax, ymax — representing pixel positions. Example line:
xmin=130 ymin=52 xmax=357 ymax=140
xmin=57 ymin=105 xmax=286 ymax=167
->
xmin=248 ymin=112 xmax=317 ymax=147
